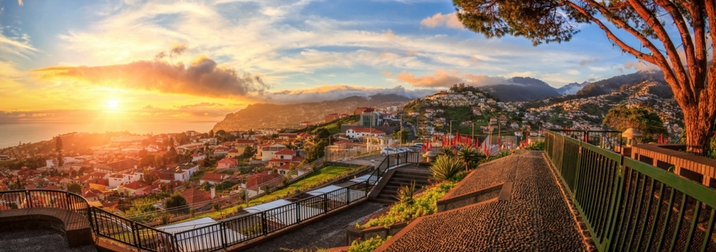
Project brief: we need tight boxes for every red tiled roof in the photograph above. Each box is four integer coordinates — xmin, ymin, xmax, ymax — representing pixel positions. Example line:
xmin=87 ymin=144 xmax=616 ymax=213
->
xmin=274 ymin=148 xmax=295 ymax=155
xmin=201 ymin=172 xmax=226 ymax=182
xmin=235 ymin=140 xmax=256 ymax=144
xmin=217 ymin=157 xmax=239 ymax=165
xmin=123 ymin=181 xmax=149 ymax=190
xmin=245 ymin=171 xmax=282 ymax=189
xmin=181 ymin=188 xmax=212 ymax=206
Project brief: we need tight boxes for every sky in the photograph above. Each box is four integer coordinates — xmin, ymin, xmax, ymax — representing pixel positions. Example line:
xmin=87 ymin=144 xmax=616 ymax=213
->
xmin=0 ymin=0 xmax=655 ymax=125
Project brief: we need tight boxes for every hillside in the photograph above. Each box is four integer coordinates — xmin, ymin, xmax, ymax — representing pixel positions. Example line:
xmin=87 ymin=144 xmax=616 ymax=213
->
xmin=576 ymin=70 xmax=666 ymax=97
xmin=212 ymin=94 xmax=411 ymax=132
xmin=556 ymin=82 xmax=588 ymax=95
xmin=480 ymin=77 xmax=560 ymax=102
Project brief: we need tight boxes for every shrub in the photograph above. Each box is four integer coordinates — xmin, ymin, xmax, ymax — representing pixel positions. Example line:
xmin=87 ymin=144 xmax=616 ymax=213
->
xmin=430 ymin=155 xmax=465 ymax=181
xmin=360 ymin=181 xmax=457 ymax=228
xmin=348 ymin=236 xmax=391 ymax=252
xmin=395 ymin=181 xmax=416 ymax=206
xmin=524 ymin=140 xmax=545 ymax=150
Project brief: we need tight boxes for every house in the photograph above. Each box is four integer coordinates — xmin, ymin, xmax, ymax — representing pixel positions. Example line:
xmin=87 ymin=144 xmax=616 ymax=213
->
xmin=200 ymin=172 xmax=228 ymax=185
xmin=213 ymin=146 xmax=229 ymax=158
xmin=108 ymin=174 xmax=125 ymax=189
xmin=95 ymin=159 xmax=138 ymax=174
xmin=181 ymin=188 xmax=213 ymax=211
xmin=227 ymin=149 xmax=241 ymax=159
xmin=166 ymin=163 xmax=199 ymax=182
xmin=299 ymin=121 xmax=312 ymax=127
xmin=278 ymin=133 xmax=298 ymax=141
xmin=256 ymin=144 xmax=287 ymax=162
xmin=511 ymin=122 xmax=520 ymax=129
xmin=489 ymin=118 xmax=498 ymax=125
xmin=118 ymin=181 xmax=150 ymax=197
xmin=81 ymin=188 xmax=104 ymax=201
xmin=243 ymin=171 xmax=282 ymax=191
xmin=268 ymin=149 xmax=304 ymax=169
xmin=345 ymin=128 xmax=386 ymax=139
xmin=216 ymin=158 xmax=239 ymax=170
xmin=191 ymin=153 xmax=206 ymax=162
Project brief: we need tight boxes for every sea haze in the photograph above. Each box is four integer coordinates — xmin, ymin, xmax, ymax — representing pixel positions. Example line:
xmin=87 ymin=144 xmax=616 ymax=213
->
xmin=0 ymin=121 xmax=216 ymax=148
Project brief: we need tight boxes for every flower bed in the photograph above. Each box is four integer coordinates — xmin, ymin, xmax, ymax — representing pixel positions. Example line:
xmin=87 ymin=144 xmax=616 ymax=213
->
xmin=359 ymin=180 xmax=457 ymax=228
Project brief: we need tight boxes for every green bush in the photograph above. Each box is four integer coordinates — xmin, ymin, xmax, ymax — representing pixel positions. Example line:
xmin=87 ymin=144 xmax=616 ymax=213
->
xmin=395 ymin=181 xmax=416 ymax=206
xmin=348 ymin=236 xmax=391 ymax=252
xmin=524 ymin=140 xmax=545 ymax=150
xmin=430 ymin=155 xmax=465 ymax=181
xmin=360 ymin=181 xmax=456 ymax=228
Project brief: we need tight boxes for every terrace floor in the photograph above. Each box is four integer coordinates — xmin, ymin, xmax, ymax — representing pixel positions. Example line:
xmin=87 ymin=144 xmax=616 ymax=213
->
xmin=379 ymin=150 xmax=592 ymax=251
xmin=244 ymin=201 xmax=385 ymax=251
xmin=0 ymin=229 xmax=97 ymax=252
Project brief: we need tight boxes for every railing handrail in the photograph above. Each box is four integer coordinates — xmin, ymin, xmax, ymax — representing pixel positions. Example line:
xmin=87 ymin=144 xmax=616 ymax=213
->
xmin=544 ymin=130 xmax=716 ymax=251
xmin=0 ymin=152 xmax=421 ymax=252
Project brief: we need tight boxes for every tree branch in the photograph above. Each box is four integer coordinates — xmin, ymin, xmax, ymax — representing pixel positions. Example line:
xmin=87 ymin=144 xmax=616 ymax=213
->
xmin=573 ymin=1 xmax=682 ymax=95
xmin=681 ymin=0 xmax=708 ymax=92
xmin=655 ymin=0 xmax=703 ymax=92
xmin=627 ymin=0 xmax=692 ymax=101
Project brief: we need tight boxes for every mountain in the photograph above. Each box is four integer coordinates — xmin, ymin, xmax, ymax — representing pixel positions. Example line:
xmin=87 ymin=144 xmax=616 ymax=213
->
xmin=212 ymin=94 xmax=411 ymax=132
xmin=576 ymin=70 xmax=666 ymax=97
xmin=556 ymin=82 xmax=588 ymax=95
xmin=480 ymin=77 xmax=560 ymax=102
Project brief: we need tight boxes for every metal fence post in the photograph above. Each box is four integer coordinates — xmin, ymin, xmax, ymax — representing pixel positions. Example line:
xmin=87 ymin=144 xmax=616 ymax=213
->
xmin=346 ymin=187 xmax=350 ymax=204
xmin=261 ymin=211 xmax=268 ymax=236
xmin=132 ymin=222 xmax=141 ymax=250
xmin=296 ymin=202 xmax=301 ymax=223
xmin=323 ymin=194 xmax=328 ymax=213
xmin=221 ymin=222 xmax=228 ymax=249
xmin=25 ymin=190 xmax=31 ymax=208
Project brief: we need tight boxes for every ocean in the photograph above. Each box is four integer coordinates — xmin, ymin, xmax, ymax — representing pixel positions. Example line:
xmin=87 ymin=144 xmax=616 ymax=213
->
xmin=0 ymin=121 xmax=217 ymax=148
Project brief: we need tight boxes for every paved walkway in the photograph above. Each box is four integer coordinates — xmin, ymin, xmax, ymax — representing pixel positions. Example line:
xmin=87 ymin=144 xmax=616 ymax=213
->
xmin=0 ymin=229 xmax=97 ymax=252
xmin=380 ymin=150 xmax=588 ymax=251
xmin=245 ymin=201 xmax=385 ymax=251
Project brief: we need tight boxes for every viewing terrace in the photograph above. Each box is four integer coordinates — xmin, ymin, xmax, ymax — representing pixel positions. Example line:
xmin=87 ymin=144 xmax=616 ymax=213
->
xmin=2 ymin=131 xmax=716 ymax=251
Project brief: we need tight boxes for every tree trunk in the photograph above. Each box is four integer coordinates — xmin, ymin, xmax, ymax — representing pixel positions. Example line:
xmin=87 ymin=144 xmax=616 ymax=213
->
xmin=682 ymin=106 xmax=714 ymax=155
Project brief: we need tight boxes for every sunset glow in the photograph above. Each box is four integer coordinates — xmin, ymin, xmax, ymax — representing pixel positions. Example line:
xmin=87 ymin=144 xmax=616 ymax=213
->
xmin=1 ymin=0 xmax=647 ymax=126
xmin=106 ymin=100 xmax=119 ymax=110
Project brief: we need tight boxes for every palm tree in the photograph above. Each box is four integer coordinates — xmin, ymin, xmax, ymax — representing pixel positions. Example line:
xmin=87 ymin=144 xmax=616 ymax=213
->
xmin=430 ymin=155 xmax=465 ymax=181
xmin=457 ymin=146 xmax=479 ymax=172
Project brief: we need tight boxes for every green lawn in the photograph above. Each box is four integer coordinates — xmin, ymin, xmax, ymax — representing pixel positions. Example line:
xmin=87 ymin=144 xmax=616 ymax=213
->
xmin=189 ymin=165 xmax=363 ymax=220
xmin=248 ymin=165 xmax=363 ymax=205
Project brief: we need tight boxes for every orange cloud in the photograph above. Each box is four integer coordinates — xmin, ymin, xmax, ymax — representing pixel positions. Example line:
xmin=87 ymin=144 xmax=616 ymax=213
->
xmin=396 ymin=69 xmax=462 ymax=87
xmin=420 ymin=12 xmax=464 ymax=29
xmin=33 ymin=56 xmax=268 ymax=98
xmin=396 ymin=69 xmax=512 ymax=88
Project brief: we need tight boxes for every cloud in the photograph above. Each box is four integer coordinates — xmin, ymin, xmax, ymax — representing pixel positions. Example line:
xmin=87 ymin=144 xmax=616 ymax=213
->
xmin=579 ymin=58 xmax=599 ymax=66
xmin=174 ymin=102 xmax=223 ymax=109
xmin=396 ymin=69 xmax=519 ymax=88
xmin=262 ymin=85 xmax=435 ymax=104
xmin=396 ymin=69 xmax=463 ymax=87
xmin=33 ymin=55 xmax=268 ymax=98
xmin=463 ymin=73 xmax=511 ymax=86
xmin=420 ymin=12 xmax=464 ymax=29
xmin=623 ymin=60 xmax=659 ymax=72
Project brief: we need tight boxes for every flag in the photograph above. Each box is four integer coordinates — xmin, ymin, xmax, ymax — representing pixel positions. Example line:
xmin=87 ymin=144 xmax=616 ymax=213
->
xmin=659 ymin=134 xmax=663 ymax=144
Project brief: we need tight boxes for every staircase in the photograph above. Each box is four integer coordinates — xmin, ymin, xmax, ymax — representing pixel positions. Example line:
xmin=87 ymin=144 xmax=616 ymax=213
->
xmin=372 ymin=169 xmax=432 ymax=204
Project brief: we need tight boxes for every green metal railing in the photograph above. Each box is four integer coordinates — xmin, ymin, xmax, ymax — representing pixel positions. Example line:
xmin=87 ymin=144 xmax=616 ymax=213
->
xmin=545 ymin=131 xmax=716 ymax=251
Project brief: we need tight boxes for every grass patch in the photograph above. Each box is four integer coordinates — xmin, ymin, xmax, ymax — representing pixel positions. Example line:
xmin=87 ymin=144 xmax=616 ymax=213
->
xmin=189 ymin=165 xmax=363 ymax=221
xmin=248 ymin=165 xmax=363 ymax=205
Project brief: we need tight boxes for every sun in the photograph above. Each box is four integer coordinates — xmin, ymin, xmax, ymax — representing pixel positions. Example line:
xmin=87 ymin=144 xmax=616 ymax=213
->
xmin=106 ymin=99 xmax=120 ymax=110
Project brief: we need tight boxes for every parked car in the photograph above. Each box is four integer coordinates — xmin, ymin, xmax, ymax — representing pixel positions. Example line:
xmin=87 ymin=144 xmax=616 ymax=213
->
xmin=396 ymin=147 xmax=410 ymax=153
xmin=381 ymin=147 xmax=397 ymax=155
